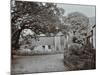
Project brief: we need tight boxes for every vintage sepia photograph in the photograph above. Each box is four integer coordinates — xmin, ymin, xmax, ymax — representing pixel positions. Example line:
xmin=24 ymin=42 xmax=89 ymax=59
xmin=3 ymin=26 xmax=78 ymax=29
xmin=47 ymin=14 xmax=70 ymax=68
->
xmin=11 ymin=0 xmax=96 ymax=74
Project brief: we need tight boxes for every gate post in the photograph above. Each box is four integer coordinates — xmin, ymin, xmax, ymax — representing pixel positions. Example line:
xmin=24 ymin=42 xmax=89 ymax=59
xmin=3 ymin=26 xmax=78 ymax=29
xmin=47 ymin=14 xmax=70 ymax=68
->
xmin=64 ymin=35 xmax=69 ymax=58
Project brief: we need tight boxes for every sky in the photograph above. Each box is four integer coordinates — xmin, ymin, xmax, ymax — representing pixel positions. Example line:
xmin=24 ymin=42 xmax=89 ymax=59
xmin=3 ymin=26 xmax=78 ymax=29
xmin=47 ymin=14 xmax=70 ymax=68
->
xmin=57 ymin=4 xmax=96 ymax=17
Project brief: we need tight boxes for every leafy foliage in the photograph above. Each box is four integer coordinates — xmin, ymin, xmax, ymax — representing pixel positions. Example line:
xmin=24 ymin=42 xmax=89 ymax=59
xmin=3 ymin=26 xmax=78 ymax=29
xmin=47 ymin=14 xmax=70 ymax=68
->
xmin=65 ymin=12 xmax=89 ymax=45
xmin=11 ymin=1 xmax=64 ymax=49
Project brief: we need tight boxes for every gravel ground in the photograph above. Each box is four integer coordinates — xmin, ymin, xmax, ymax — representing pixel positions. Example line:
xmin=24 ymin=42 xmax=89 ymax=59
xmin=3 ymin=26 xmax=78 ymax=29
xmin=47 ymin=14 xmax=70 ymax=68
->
xmin=11 ymin=54 xmax=69 ymax=74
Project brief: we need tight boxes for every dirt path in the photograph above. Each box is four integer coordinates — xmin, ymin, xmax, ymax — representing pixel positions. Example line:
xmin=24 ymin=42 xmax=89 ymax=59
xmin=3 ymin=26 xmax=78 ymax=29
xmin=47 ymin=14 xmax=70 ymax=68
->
xmin=11 ymin=54 xmax=69 ymax=74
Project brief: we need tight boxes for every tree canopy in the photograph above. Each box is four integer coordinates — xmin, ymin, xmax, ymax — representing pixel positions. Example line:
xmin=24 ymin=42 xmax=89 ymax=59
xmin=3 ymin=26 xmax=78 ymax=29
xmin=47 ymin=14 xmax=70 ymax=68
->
xmin=65 ymin=12 xmax=89 ymax=45
xmin=66 ymin=12 xmax=89 ymax=33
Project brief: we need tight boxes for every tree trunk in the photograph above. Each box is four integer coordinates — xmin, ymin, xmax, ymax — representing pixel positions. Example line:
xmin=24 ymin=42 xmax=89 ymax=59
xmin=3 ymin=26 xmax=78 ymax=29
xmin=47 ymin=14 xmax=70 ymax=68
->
xmin=11 ymin=29 xmax=23 ymax=50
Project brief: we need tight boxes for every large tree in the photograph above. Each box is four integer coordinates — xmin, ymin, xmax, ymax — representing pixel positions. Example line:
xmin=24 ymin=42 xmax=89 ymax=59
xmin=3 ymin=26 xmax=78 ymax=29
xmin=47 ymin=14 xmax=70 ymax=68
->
xmin=64 ymin=12 xmax=89 ymax=45
xmin=11 ymin=0 xmax=64 ymax=49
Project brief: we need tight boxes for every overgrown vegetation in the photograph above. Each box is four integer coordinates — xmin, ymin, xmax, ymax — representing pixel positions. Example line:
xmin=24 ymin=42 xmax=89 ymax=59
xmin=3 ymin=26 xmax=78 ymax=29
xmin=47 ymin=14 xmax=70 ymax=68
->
xmin=64 ymin=43 xmax=96 ymax=70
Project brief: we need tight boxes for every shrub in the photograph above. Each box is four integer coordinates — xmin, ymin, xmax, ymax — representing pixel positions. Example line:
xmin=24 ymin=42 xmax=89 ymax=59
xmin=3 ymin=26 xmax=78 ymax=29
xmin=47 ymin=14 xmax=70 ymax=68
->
xmin=68 ymin=43 xmax=82 ymax=55
xmin=64 ymin=43 xmax=96 ymax=70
